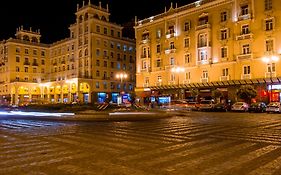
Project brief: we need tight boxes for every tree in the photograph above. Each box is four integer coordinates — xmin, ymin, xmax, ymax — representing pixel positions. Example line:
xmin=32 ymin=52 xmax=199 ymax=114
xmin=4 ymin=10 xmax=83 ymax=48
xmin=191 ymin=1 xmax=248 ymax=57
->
xmin=212 ymin=89 xmax=223 ymax=103
xmin=190 ymin=88 xmax=199 ymax=102
xmin=236 ymin=85 xmax=257 ymax=104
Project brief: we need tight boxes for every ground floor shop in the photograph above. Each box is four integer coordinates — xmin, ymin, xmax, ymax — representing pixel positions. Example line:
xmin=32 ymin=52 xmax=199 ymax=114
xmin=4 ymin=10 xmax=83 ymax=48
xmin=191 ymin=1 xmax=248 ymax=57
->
xmin=135 ymin=78 xmax=281 ymax=106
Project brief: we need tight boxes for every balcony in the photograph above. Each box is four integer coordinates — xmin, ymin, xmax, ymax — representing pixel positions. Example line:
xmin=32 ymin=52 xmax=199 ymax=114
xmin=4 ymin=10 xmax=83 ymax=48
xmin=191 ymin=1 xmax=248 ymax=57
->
xmin=220 ymin=75 xmax=230 ymax=81
xmin=201 ymin=77 xmax=209 ymax=83
xmin=237 ymin=53 xmax=252 ymax=60
xmin=143 ymin=83 xmax=149 ymax=87
xmin=265 ymin=72 xmax=276 ymax=78
xmin=196 ymin=23 xmax=211 ymax=30
xmin=236 ymin=33 xmax=253 ymax=40
xmin=168 ymin=81 xmax=176 ymax=85
xmin=155 ymin=82 xmax=162 ymax=86
xmin=140 ymin=38 xmax=150 ymax=44
xmin=183 ymin=80 xmax=190 ymax=84
xmin=32 ymin=62 xmax=39 ymax=66
xmin=24 ymin=61 xmax=30 ymax=65
xmin=241 ymin=74 xmax=251 ymax=80
xmin=238 ymin=14 xmax=251 ymax=21
xmin=165 ymin=48 xmax=176 ymax=54
xmin=166 ymin=32 xmax=175 ymax=39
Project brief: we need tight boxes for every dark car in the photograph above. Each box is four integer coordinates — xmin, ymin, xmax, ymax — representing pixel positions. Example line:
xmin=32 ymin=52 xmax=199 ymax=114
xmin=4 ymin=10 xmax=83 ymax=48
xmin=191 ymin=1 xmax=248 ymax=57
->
xmin=213 ymin=103 xmax=228 ymax=112
xmin=248 ymin=102 xmax=267 ymax=113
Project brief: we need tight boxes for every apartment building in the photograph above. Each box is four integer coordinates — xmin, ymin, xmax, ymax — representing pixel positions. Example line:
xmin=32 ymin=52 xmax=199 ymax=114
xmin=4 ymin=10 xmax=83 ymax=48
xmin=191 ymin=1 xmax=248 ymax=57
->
xmin=0 ymin=1 xmax=136 ymax=105
xmin=135 ymin=0 xmax=281 ymax=103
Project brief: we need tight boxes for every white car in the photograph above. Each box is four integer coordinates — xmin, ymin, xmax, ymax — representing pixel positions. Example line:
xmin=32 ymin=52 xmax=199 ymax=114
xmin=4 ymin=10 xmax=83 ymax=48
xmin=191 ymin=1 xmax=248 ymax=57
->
xmin=266 ymin=102 xmax=281 ymax=113
xmin=231 ymin=102 xmax=249 ymax=112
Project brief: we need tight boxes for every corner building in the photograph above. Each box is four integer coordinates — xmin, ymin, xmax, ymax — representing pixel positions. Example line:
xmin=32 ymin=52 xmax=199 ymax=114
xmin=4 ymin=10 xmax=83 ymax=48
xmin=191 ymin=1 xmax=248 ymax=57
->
xmin=0 ymin=1 xmax=136 ymax=105
xmin=135 ymin=0 xmax=281 ymax=103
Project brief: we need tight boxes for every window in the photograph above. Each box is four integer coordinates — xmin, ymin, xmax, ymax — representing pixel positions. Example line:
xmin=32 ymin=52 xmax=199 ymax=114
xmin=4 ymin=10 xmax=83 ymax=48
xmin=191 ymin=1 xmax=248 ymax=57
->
xmin=243 ymin=65 xmax=251 ymax=74
xmin=142 ymin=61 xmax=147 ymax=69
xmin=156 ymin=44 xmax=161 ymax=53
xmin=41 ymin=68 xmax=45 ymax=73
xmin=103 ymin=61 xmax=107 ymax=67
xmin=170 ymin=42 xmax=175 ymax=49
xmin=96 ymin=82 xmax=100 ymax=88
xmin=96 ymin=70 xmax=100 ymax=77
xmin=241 ymin=5 xmax=249 ymax=16
xmin=145 ymin=77 xmax=149 ymax=85
xmin=266 ymin=39 xmax=274 ymax=52
xmin=33 ymin=68 xmax=37 ymax=73
xmin=202 ymin=70 xmax=208 ymax=79
xmin=33 ymin=49 xmax=37 ymax=55
xmin=221 ymin=47 xmax=228 ymax=58
xmin=221 ymin=29 xmax=228 ymax=40
xmin=111 ymin=30 xmax=114 ymax=36
xmin=96 ymin=25 xmax=100 ymax=33
xmin=156 ymin=59 xmax=161 ymax=67
xmin=199 ymin=50 xmax=207 ymax=61
xmin=16 ymin=56 xmax=20 ymax=62
xmin=267 ymin=63 xmax=276 ymax=72
xmin=157 ymin=76 xmax=162 ymax=82
xmin=110 ymin=42 xmax=114 ymax=48
xmin=24 ymin=67 xmax=28 ymax=72
xmin=198 ymin=33 xmax=207 ymax=47
xmin=103 ymin=82 xmax=107 ymax=89
xmin=168 ymin=26 xmax=175 ymax=34
xmin=185 ymin=53 xmax=191 ymax=63
xmin=265 ymin=19 xmax=273 ymax=31
xmin=222 ymin=68 xmax=229 ymax=76
xmin=156 ymin=29 xmax=161 ymax=38
xmin=170 ymin=74 xmax=175 ymax=81
xmin=96 ymin=49 xmax=100 ymax=56
xmin=241 ymin=25 xmax=249 ymax=35
xmin=242 ymin=44 xmax=250 ymax=54
xmin=265 ymin=0 xmax=272 ymax=11
xmin=170 ymin=57 xmax=175 ymax=65
xmin=198 ymin=16 xmax=208 ymax=25
xmin=41 ymin=59 xmax=45 ymax=65
xmin=117 ymin=31 xmax=121 ymax=37
xmin=16 ymin=66 xmax=20 ymax=72
xmin=184 ymin=38 xmax=190 ymax=48
xmin=117 ymin=43 xmax=121 ymax=50
xmin=184 ymin=21 xmax=191 ymax=31
xmin=25 ymin=48 xmax=29 ymax=54
xmin=16 ymin=47 xmax=20 ymax=53
xmin=220 ymin=11 xmax=227 ymax=22
xmin=96 ymin=60 xmax=100 ymax=66
xmin=104 ymin=27 xmax=108 ymax=35
xmin=185 ymin=72 xmax=191 ymax=80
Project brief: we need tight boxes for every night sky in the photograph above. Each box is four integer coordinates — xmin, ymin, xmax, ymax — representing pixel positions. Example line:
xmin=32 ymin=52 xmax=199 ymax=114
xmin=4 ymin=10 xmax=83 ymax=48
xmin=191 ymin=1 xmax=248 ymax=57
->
xmin=0 ymin=0 xmax=195 ymax=43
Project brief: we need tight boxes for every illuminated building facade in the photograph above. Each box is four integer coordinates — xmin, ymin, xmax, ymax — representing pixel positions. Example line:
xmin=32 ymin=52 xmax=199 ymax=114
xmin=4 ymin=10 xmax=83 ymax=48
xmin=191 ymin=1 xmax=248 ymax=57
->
xmin=0 ymin=1 xmax=135 ymax=105
xmin=135 ymin=0 xmax=281 ymax=103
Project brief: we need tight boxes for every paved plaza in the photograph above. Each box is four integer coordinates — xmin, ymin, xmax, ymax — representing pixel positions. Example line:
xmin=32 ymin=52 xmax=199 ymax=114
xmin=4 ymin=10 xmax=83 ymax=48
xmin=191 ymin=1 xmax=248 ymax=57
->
xmin=1 ymin=112 xmax=281 ymax=174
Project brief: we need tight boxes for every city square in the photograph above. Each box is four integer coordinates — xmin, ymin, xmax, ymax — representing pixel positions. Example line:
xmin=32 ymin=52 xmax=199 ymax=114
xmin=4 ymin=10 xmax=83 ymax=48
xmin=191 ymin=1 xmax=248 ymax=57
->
xmin=1 ymin=111 xmax=281 ymax=174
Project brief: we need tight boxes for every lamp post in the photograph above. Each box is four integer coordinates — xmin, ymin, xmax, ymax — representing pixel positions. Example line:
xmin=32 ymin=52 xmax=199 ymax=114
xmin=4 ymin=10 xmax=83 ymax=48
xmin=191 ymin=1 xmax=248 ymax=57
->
xmin=116 ymin=73 xmax=128 ymax=104
xmin=262 ymin=55 xmax=279 ymax=102
xmin=171 ymin=67 xmax=185 ymax=100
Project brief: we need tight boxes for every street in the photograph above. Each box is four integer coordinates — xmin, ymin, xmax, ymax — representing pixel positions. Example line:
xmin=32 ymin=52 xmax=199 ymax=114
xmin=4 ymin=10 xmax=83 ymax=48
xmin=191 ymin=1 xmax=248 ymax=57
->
xmin=1 ymin=112 xmax=281 ymax=175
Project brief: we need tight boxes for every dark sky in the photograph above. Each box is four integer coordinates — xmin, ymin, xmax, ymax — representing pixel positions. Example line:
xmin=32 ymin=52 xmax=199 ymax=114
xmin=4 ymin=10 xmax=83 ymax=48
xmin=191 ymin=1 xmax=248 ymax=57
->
xmin=0 ymin=0 xmax=195 ymax=43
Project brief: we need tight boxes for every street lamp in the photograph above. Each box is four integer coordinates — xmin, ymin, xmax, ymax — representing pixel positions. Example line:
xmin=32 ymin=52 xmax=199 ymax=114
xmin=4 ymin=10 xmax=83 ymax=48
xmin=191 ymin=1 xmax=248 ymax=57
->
xmin=262 ymin=55 xmax=279 ymax=102
xmin=171 ymin=66 xmax=185 ymax=99
xmin=116 ymin=73 xmax=128 ymax=104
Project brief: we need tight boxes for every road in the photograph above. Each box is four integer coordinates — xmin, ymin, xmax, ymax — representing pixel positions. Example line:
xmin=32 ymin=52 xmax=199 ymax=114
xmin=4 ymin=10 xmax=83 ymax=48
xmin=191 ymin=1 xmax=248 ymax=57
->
xmin=1 ymin=111 xmax=281 ymax=175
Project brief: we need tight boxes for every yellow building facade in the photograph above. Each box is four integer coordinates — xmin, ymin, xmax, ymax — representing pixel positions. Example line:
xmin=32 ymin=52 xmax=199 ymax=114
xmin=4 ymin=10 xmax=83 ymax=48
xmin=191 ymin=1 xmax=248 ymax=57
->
xmin=0 ymin=1 xmax=135 ymax=105
xmin=135 ymin=0 xmax=281 ymax=103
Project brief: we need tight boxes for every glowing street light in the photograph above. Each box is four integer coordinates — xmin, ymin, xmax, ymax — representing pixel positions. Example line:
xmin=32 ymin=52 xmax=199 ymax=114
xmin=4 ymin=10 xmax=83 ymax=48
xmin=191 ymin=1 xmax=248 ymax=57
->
xmin=116 ymin=73 xmax=128 ymax=105
xmin=171 ymin=66 xmax=185 ymax=99
xmin=262 ymin=55 xmax=279 ymax=102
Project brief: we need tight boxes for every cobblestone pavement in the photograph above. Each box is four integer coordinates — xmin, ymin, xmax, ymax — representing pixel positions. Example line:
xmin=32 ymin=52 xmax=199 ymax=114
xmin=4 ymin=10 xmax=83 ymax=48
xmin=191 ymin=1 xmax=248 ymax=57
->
xmin=1 ymin=112 xmax=281 ymax=175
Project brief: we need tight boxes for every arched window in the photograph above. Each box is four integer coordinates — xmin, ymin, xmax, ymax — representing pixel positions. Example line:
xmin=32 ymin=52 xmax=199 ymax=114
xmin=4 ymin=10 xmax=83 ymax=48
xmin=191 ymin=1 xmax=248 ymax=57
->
xmin=79 ymin=15 xmax=83 ymax=23
xmin=85 ymin=13 xmax=89 ymax=20
xmin=101 ymin=16 xmax=107 ymax=21
xmin=23 ymin=35 xmax=29 ymax=41
xmin=94 ymin=14 xmax=99 ymax=19
xmin=31 ymin=37 xmax=38 ymax=43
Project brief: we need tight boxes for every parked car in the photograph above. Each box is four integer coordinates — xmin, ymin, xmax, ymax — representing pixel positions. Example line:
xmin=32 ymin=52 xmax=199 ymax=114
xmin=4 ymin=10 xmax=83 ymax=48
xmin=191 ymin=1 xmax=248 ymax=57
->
xmin=231 ymin=102 xmax=249 ymax=112
xmin=198 ymin=100 xmax=216 ymax=111
xmin=186 ymin=101 xmax=200 ymax=111
xmin=266 ymin=102 xmax=281 ymax=113
xmin=248 ymin=102 xmax=267 ymax=113
xmin=213 ymin=103 xmax=228 ymax=112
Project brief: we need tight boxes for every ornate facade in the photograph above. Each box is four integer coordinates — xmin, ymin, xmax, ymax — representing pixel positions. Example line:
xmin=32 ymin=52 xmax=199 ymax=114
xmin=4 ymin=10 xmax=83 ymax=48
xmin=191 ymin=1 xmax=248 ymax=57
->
xmin=135 ymin=0 xmax=281 ymax=103
xmin=0 ymin=1 xmax=136 ymax=105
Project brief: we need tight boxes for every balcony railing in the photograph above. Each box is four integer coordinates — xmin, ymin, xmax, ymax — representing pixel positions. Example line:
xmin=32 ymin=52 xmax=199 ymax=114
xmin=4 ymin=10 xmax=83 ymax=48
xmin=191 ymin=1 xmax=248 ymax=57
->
xmin=140 ymin=38 xmax=150 ymax=44
xmin=168 ymin=81 xmax=176 ymax=85
xmin=196 ymin=23 xmax=211 ymax=30
xmin=238 ymin=13 xmax=251 ymax=21
xmin=220 ymin=75 xmax=230 ymax=81
xmin=236 ymin=33 xmax=253 ymax=40
xmin=165 ymin=48 xmax=176 ymax=54
xmin=237 ymin=53 xmax=252 ymax=60
xmin=241 ymin=74 xmax=251 ymax=79
xmin=32 ymin=62 xmax=38 ymax=66
xmin=201 ymin=77 xmax=209 ymax=83
xmin=265 ymin=72 xmax=276 ymax=78
xmin=183 ymin=80 xmax=191 ymax=84
xmin=166 ymin=32 xmax=175 ymax=39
